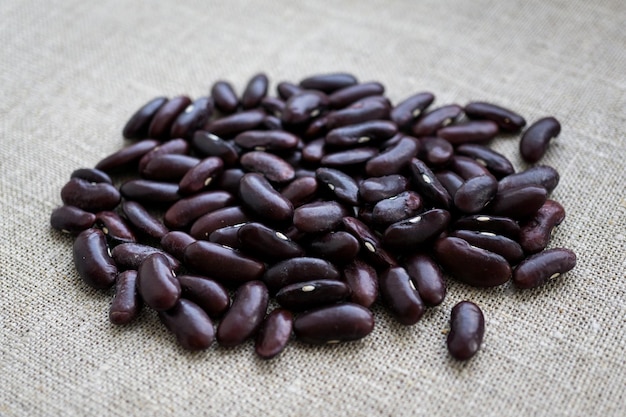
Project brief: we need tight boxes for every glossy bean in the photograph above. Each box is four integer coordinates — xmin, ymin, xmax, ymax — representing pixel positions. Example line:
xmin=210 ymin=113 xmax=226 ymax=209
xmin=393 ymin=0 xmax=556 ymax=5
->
xmin=241 ymin=73 xmax=269 ymax=109
xmin=453 ymin=175 xmax=498 ymax=214
xmin=240 ymin=151 xmax=295 ymax=183
xmin=263 ymin=257 xmax=341 ymax=293
xmin=217 ymin=280 xmax=269 ymax=347
xmin=408 ymin=158 xmax=452 ymax=209
xmin=234 ymin=130 xmax=299 ymax=152
xmin=111 ymin=242 xmax=180 ymax=271
xmin=50 ymin=205 xmax=96 ymax=234
xmin=191 ymin=130 xmax=240 ymax=165
xmin=159 ymin=299 xmax=215 ymax=351
xmin=178 ymin=156 xmax=224 ymax=196
xmin=119 ymin=179 xmax=180 ymax=205
xmin=342 ymin=259 xmax=378 ymax=308
xmin=61 ymin=178 xmax=121 ymax=213
xmin=147 ymin=95 xmax=192 ymax=139
xmin=454 ymin=144 xmax=515 ymax=179
xmin=325 ymin=120 xmax=397 ymax=147
xmin=382 ymin=208 xmax=451 ymax=250
xmin=315 ymin=167 xmax=360 ymax=206
xmin=255 ymin=308 xmax=293 ymax=359
xmin=326 ymin=96 xmax=391 ymax=130
xmin=437 ymin=120 xmax=499 ymax=144
xmin=211 ymin=80 xmax=239 ymax=113
xmin=70 ymin=167 xmax=112 ymax=184
xmin=73 ymin=228 xmax=117 ymax=289
xmin=307 ymin=231 xmax=360 ymax=265
xmin=449 ymin=229 xmax=524 ymax=264
xmin=121 ymin=200 xmax=169 ymax=239
xmin=390 ymin=92 xmax=435 ymax=129
xmin=447 ymin=301 xmax=484 ymax=360
xmin=328 ymin=81 xmax=384 ymax=108
xmin=299 ymin=72 xmax=358 ymax=93
xmin=418 ymin=136 xmax=454 ymax=166
xmin=140 ymin=154 xmax=199 ymax=182
xmin=358 ymin=175 xmax=409 ymax=204
xmin=435 ymin=170 xmax=464 ymax=199
xmin=239 ymin=173 xmax=294 ymax=223
xmin=519 ymin=199 xmax=566 ymax=254
xmin=411 ymin=104 xmax=462 ymax=137
xmin=238 ymin=222 xmax=305 ymax=260
xmin=293 ymin=201 xmax=349 ymax=233
xmin=489 ymin=185 xmax=547 ymax=219
xmin=214 ymin=168 xmax=245 ymax=195
xmin=371 ymin=191 xmax=423 ymax=226
xmin=262 ymin=115 xmax=283 ymax=130
xmin=449 ymin=155 xmax=494 ymax=180
xmin=513 ymin=248 xmax=576 ymax=289
xmin=177 ymin=274 xmax=230 ymax=318
xmin=136 ymin=253 xmax=181 ymax=311
xmin=404 ymin=253 xmax=445 ymax=306
xmin=498 ymin=165 xmax=559 ymax=194
xmin=379 ymin=267 xmax=425 ymax=325
xmin=170 ymin=96 xmax=213 ymax=139
xmin=95 ymin=210 xmax=137 ymax=244
xmin=189 ymin=206 xmax=250 ymax=240
xmin=280 ymin=176 xmax=318 ymax=207
xmin=261 ymin=96 xmax=286 ymax=117
xmin=122 ymin=96 xmax=168 ymax=139
xmin=520 ymin=117 xmax=561 ymax=163
xmin=342 ymin=217 xmax=397 ymax=269
xmin=301 ymin=138 xmax=326 ymax=164
xmin=452 ymin=214 xmax=521 ymax=240
xmin=164 ymin=190 xmax=235 ymax=230
xmin=109 ymin=270 xmax=141 ymax=325
xmin=209 ymin=224 xmax=246 ymax=249
xmin=293 ymin=303 xmax=374 ymax=344
xmin=321 ymin=147 xmax=378 ymax=167
xmin=138 ymin=138 xmax=191 ymax=173
xmin=160 ymin=231 xmax=196 ymax=261
xmin=204 ymin=109 xmax=265 ymax=137
xmin=281 ymin=90 xmax=329 ymax=126
xmin=464 ymin=101 xmax=526 ymax=132
xmin=276 ymin=279 xmax=351 ymax=311
xmin=276 ymin=81 xmax=303 ymax=100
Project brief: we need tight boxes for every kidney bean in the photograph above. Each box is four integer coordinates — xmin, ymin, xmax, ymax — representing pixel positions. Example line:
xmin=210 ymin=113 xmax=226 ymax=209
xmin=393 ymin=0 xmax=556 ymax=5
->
xmin=454 ymin=144 xmax=515 ymax=179
xmin=73 ymin=228 xmax=117 ymax=289
xmin=464 ymin=101 xmax=526 ymax=132
xmin=342 ymin=259 xmax=378 ymax=308
xmin=437 ymin=120 xmax=499 ymax=144
xmin=209 ymin=224 xmax=246 ymax=249
xmin=120 ymin=179 xmax=180 ymax=205
xmin=178 ymin=156 xmax=224 ymax=196
xmin=204 ymin=109 xmax=265 ymax=137
xmin=315 ymin=168 xmax=360 ymax=206
xmin=216 ymin=280 xmax=269 ymax=347
xmin=489 ymin=185 xmax=547 ymax=219
xmin=95 ymin=210 xmax=137 ymax=244
xmin=293 ymin=201 xmax=350 ymax=233
xmin=281 ymin=90 xmax=329 ymax=126
xmin=411 ymin=104 xmax=462 ymax=137
xmin=447 ymin=301 xmax=484 ymax=360
xmin=303 ymin=114 xmax=329 ymax=138
xmin=453 ymin=175 xmax=498 ymax=214
xmin=404 ymin=253 xmax=445 ymax=306
xmin=191 ymin=130 xmax=240 ymax=165
xmin=383 ymin=208 xmax=451 ymax=250
xmin=214 ymin=168 xmax=245 ymax=195
xmin=366 ymin=135 xmax=419 ymax=176
xmin=328 ymin=81 xmax=384 ymax=108
xmin=263 ymin=115 xmax=283 ymax=130
xmin=326 ymin=96 xmax=391 ymax=130
xmin=136 ymin=253 xmax=181 ymax=311
xmin=379 ymin=267 xmax=425 ymax=325
xmin=302 ymin=138 xmax=326 ymax=164
xmin=211 ymin=80 xmax=239 ymax=113
xmin=434 ymin=236 xmax=511 ymax=287
xmin=255 ymin=308 xmax=293 ymax=359
xmin=160 ymin=231 xmax=196 ymax=261
xmin=325 ymin=120 xmax=397 ymax=147
xmin=449 ymin=230 xmax=524 ymax=264
xmin=240 ymin=151 xmax=295 ymax=183
xmin=519 ymin=117 xmax=561 ymax=163
xmin=342 ymin=217 xmax=397 ymax=269
xmin=276 ymin=279 xmax=351 ymax=311
xmin=109 ymin=270 xmax=141 ymax=325
xmin=146 ymin=96 xmax=192 ymax=140
xmin=185 ymin=240 xmax=265 ymax=285
xmin=409 ymin=158 xmax=452 ymax=209
xmin=435 ymin=170 xmax=464 ymax=199
xmin=418 ymin=136 xmax=454 ymax=166
xmin=513 ymin=248 xmax=576 ymax=289
xmin=50 ymin=205 xmax=96 ymax=234
xmin=61 ymin=178 xmax=121 ymax=212
xmin=452 ymin=214 xmax=521 ymax=240
xmin=164 ymin=190 xmax=234 ymax=230
xmin=277 ymin=81 xmax=303 ymax=100
xmin=170 ymin=96 xmax=213 ymax=139
xmin=358 ymin=175 xmax=409 ymax=204
xmin=300 ymin=72 xmax=358 ymax=93
xmin=449 ymin=155 xmax=494 ymax=180
xmin=111 ymin=242 xmax=180 ymax=271
xmin=234 ymin=130 xmax=298 ymax=152
xmin=177 ymin=274 xmax=230 ymax=318
xmin=241 ymin=73 xmax=269 ymax=109
xmin=238 ymin=222 xmax=305 ymax=260
xmin=498 ymin=165 xmax=560 ymax=194
xmin=123 ymin=96 xmax=168 ymax=139
xmin=391 ymin=92 xmax=435 ymax=129
xmin=294 ymin=303 xmax=374 ymax=344
xmin=371 ymin=191 xmax=423 ymax=226
xmin=263 ymin=257 xmax=341 ymax=293
xmin=519 ymin=199 xmax=566 ymax=254
xmin=70 ymin=168 xmax=112 ymax=184
xmin=307 ymin=231 xmax=360 ymax=265
xmin=138 ymin=138 xmax=191 ymax=173
xmin=159 ymin=299 xmax=215 ymax=351
xmin=321 ymin=147 xmax=378 ymax=167
xmin=280 ymin=176 xmax=318 ymax=207
xmin=189 ymin=206 xmax=250 ymax=240
xmin=121 ymin=200 xmax=169 ymax=239
xmin=141 ymin=154 xmax=199 ymax=182
xmin=239 ymin=173 xmax=294 ymax=223
xmin=261 ymin=96 xmax=286 ymax=117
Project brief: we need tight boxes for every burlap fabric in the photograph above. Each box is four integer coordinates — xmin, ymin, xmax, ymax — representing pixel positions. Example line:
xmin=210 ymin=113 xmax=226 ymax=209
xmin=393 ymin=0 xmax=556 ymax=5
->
xmin=1 ymin=0 xmax=624 ymax=416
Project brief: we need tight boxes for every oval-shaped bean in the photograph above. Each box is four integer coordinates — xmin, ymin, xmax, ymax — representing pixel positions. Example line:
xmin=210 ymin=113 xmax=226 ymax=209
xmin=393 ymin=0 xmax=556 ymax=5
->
xmin=95 ymin=210 xmax=137 ymax=244
xmin=328 ymin=81 xmax=384 ymax=108
xmin=409 ymin=158 xmax=452 ymax=209
xmin=159 ymin=299 xmax=215 ymax=351
xmin=109 ymin=270 xmax=141 ymax=325
xmin=498 ymin=165 xmax=560 ymax=194
xmin=453 ymin=175 xmax=498 ymax=214
xmin=307 ymin=231 xmax=360 ymax=265
xmin=359 ymin=175 xmax=409 ymax=204
xmin=184 ymin=240 xmax=265 ymax=285
xmin=70 ymin=167 xmax=112 ymax=184
xmin=170 ymin=96 xmax=213 ymax=139
xmin=276 ymin=279 xmax=351 ymax=311
xmin=263 ymin=257 xmax=341 ymax=293
xmin=342 ymin=259 xmax=378 ymax=308
xmin=123 ymin=96 xmax=168 ymax=139
xmin=411 ymin=104 xmax=462 ymax=137
xmin=489 ymin=185 xmax=547 ymax=219
xmin=464 ymin=101 xmax=526 ymax=132
xmin=301 ymin=138 xmax=326 ymax=164
xmin=215 ymin=168 xmax=246 ymax=195
xmin=382 ymin=209 xmax=451 ymax=250
xmin=164 ymin=190 xmax=235 ymax=230
xmin=449 ymin=230 xmax=524 ymax=264
xmin=293 ymin=201 xmax=349 ymax=233
xmin=50 ymin=205 xmax=96 ymax=234
xmin=326 ymin=96 xmax=391 ymax=130
xmin=379 ymin=267 xmax=425 ymax=325
xmin=121 ymin=200 xmax=169 ymax=239
xmin=452 ymin=214 xmax=521 ymax=240
xmin=73 ymin=228 xmax=117 ymax=289
xmin=520 ymin=117 xmax=562 ymax=162
xmin=325 ymin=120 xmax=397 ymax=147
xmin=454 ymin=144 xmax=515 ymax=179
xmin=404 ymin=253 xmax=446 ymax=306
xmin=371 ymin=191 xmax=423 ymax=226
xmin=136 ymin=253 xmax=181 ymax=311
xmin=147 ymin=95 xmax=193 ymax=139
xmin=435 ymin=170 xmax=464 ymax=199
xmin=276 ymin=81 xmax=303 ymax=100
xmin=240 ymin=151 xmax=295 ymax=183
xmin=191 ymin=130 xmax=240 ymax=166
xmin=294 ymin=303 xmax=374 ymax=344
xmin=178 ymin=156 xmax=224 ymax=196
xmin=434 ymin=236 xmax=511 ymax=287
xmin=449 ymin=155 xmax=494 ymax=180
xmin=342 ymin=217 xmax=397 ymax=269
xmin=211 ymin=80 xmax=239 ymax=113
xmin=300 ymin=72 xmax=358 ymax=93
xmin=120 ymin=180 xmax=180 ymax=205
xmin=447 ymin=301 xmax=485 ymax=360
xmin=160 ymin=231 xmax=196 ymax=261
xmin=281 ymin=90 xmax=329 ymax=126
xmin=61 ymin=178 xmax=121 ymax=212
xmin=141 ymin=154 xmax=199 ymax=182
xmin=235 ymin=130 xmax=299 ymax=152
xmin=177 ymin=274 xmax=230 ymax=318
xmin=315 ymin=167 xmax=360 ymax=206
xmin=189 ymin=206 xmax=250 ymax=240
xmin=513 ymin=248 xmax=576 ymax=289
xmin=262 ymin=115 xmax=283 ymax=130
xmin=217 ymin=280 xmax=269 ymax=347
xmin=138 ymin=138 xmax=190 ymax=172
xmin=238 ymin=222 xmax=305 ymax=260
xmin=261 ymin=96 xmax=286 ymax=118
xmin=280 ymin=176 xmax=319 ymax=207
xmin=437 ymin=120 xmax=499 ymax=144
xmin=209 ymin=224 xmax=246 ymax=249
xmin=418 ymin=136 xmax=454 ymax=166
xmin=390 ymin=92 xmax=435 ymax=129
xmin=239 ymin=173 xmax=294 ymax=223
xmin=204 ymin=109 xmax=265 ymax=137
xmin=96 ymin=139 xmax=160 ymax=173
xmin=111 ymin=242 xmax=181 ymax=271
xmin=255 ymin=308 xmax=293 ymax=359
xmin=321 ymin=147 xmax=378 ymax=167
xmin=241 ymin=73 xmax=268 ymax=109
xmin=519 ymin=199 xmax=566 ymax=254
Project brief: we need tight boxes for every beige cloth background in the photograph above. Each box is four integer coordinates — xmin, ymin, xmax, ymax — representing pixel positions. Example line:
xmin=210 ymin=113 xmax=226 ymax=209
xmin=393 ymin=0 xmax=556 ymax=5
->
xmin=1 ymin=0 xmax=625 ymax=416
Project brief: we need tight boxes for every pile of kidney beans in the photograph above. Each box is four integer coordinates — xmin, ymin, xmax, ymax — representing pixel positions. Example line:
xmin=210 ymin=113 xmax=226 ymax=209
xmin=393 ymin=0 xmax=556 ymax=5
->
xmin=50 ymin=73 xmax=576 ymax=360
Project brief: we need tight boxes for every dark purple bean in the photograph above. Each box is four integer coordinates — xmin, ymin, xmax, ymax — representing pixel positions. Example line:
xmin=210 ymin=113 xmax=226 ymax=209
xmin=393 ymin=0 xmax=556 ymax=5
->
xmin=434 ymin=236 xmax=511 ymax=287
xmin=520 ymin=117 xmax=561 ymax=163
xmin=109 ymin=270 xmax=141 ymax=325
xmin=141 ymin=154 xmax=199 ymax=182
xmin=234 ymin=130 xmax=299 ymax=152
xmin=204 ymin=109 xmax=265 ymax=137
xmin=449 ymin=155 xmax=494 ymax=180
xmin=326 ymin=96 xmax=391 ymax=130
xmin=241 ymin=73 xmax=269 ymax=109
xmin=513 ymin=248 xmax=576 ymax=289
xmin=239 ymin=173 xmax=294 ymax=223
xmin=489 ymin=185 xmax=547 ymax=219
xmin=238 ymin=222 xmax=305 ymax=260
xmin=276 ymin=81 xmax=303 ymax=100
xmin=123 ymin=96 xmax=168 ymax=139
xmin=276 ymin=280 xmax=350 ymax=311
xmin=280 ymin=176 xmax=318 ymax=207
xmin=73 ymin=228 xmax=117 ymax=290
xmin=159 ymin=299 xmax=215 ymax=351
xmin=170 ymin=96 xmax=213 ymax=139
xmin=437 ymin=120 xmax=499 ymax=144
xmin=315 ymin=167 xmax=360 ymax=206
xmin=382 ymin=208 xmax=451 ymax=250
xmin=371 ymin=191 xmax=423 ymax=226
xmin=435 ymin=170 xmax=464 ymax=199
xmin=240 ymin=151 xmax=295 ymax=183
xmin=379 ymin=267 xmax=425 ymax=325
xmin=299 ymin=73 xmax=358 ymax=93
xmin=164 ymin=190 xmax=235 ymax=230
xmin=411 ymin=104 xmax=462 ymax=137
xmin=119 ymin=179 xmax=180 ymax=205
xmin=263 ymin=257 xmax=340 ymax=293
xmin=70 ymin=168 xmax=112 ymax=184
xmin=61 ymin=178 xmax=121 ymax=212
xmin=358 ymin=175 xmax=409 ymax=204
xmin=342 ymin=259 xmax=378 ymax=308
xmin=447 ymin=301 xmax=484 ymax=360
xmin=293 ymin=303 xmax=374 ymax=344
xmin=121 ymin=200 xmax=169 ymax=239
xmin=307 ymin=231 xmax=360 ymax=265
xmin=263 ymin=115 xmax=283 ymax=130
xmin=191 ymin=130 xmax=240 ymax=166
xmin=449 ymin=230 xmax=524 ymax=264
xmin=365 ymin=136 xmax=419 ymax=177
xmin=321 ymin=147 xmax=378 ymax=167
xmin=328 ymin=82 xmax=385 ymax=108
xmin=184 ymin=241 xmax=265 ymax=285
xmin=136 ymin=253 xmax=181 ymax=311
xmin=160 ymin=231 xmax=196 ymax=261
xmin=111 ymin=243 xmax=180 ymax=271
xmin=216 ymin=280 xmax=269 ymax=347
xmin=214 ymin=168 xmax=245 ymax=195
xmin=255 ymin=308 xmax=293 ymax=359
xmin=342 ymin=217 xmax=397 ymax=269
xmin=498 ymin=165 xmax=559 ymax=194
xmin=391 ymin=92 xmax=435 ymax=129
xmin=178 ymin=156 xmax=224 ymax=196
xmin=325 ymin=120 xmax=397 ymax=147
xmin=301 ymin=138 xmax=326 ymax=164
xmin=418 ymin=136 xmax=454 ymax=166
xmin=293 ymin=201 xmax=349 ymax=233
xmin=519 ymin=199 xmax=566 ymax=254
xmin=209 ymin=224 xmax=246 ymax=249
xmin=138 ymin=139 xmax=191 ymax=173
xmin=453 ymin=175 xmax=498 ymax=214
xmin=261 ymin=96 xmax=286 ymax=117
xmin=404 ymin=253 xmax=445 ymax=306
xmin=281 ymin=90 xmax=329 ymax=126
xmin=177 ymin=275 xmax=230 ymax=318
xmin=408 ymin=158 xmax=452 ymax=209
xmin=95 ymin=210 xmax=137 ymax=244
xmin=464 ymin=101 xmax=526 ymax=132
xmin=452 ymin=214 xmax=521 ymax=240
xmin=211 ymin=80 xmax=239 ymax=114
xmin=148 ymin=96 xmax=192 ymax=140
xmin=189 ymin=206 xmax=250 ymax=240
xmin=50 ymin=205 xmax=96 ymax=234
xmin=454 ymin=144 xmax=515 ymax=179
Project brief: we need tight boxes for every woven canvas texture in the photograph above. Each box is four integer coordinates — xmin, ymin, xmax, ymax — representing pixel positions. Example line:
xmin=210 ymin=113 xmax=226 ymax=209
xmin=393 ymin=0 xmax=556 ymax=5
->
xmin=1 ymin=0 xmax=625 ymax=416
